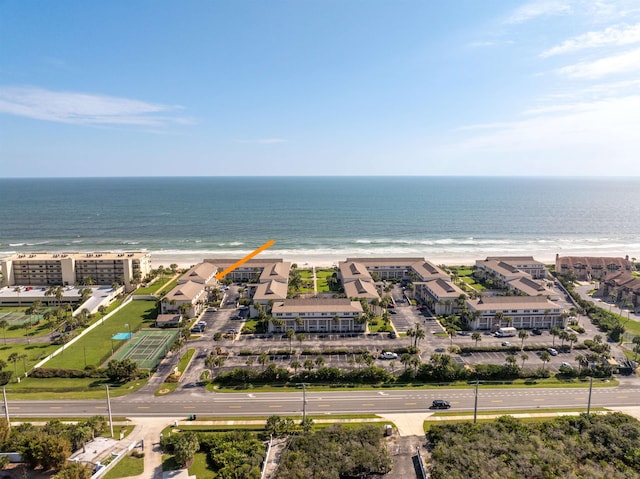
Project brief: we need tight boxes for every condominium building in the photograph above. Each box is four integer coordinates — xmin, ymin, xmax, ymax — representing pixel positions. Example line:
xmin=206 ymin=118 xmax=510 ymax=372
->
xmin=555 ymin=255 xmax=634 ymax=281
xmin=414 ymin=278 xmax=465 ymax=315
xmin=0 ymin=252 xmax=151 ymax=291
xmin=270 ymin=298 xmax=365 ymax=333
xmin=466 ymin=296 xmax=565 ymax=331
xmin=204 ymin=258 xmax=288 ymax=283
xmin=161 ymin=262 xmax=218 ymax=318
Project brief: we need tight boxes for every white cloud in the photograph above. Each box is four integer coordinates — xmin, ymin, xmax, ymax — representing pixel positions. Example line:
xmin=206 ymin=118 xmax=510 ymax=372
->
xmin=541 ymin=23 xmax=640 ymax=56
xmin=0 ymin=86 xmax=192 ymax=127
xmin=506 ymin=0 xmax=572 ymax=24
xmin=558 ymin=47 xmax=640 ymax=77
xmin=233 ymin=138 xmax=288 ymax=144
xmin=453 ymin=95 xmax=640 ymax=160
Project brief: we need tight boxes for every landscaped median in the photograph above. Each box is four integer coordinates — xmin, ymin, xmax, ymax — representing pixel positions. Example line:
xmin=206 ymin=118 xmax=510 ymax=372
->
xmin=155 ymin=348 xmax=195 ymax=395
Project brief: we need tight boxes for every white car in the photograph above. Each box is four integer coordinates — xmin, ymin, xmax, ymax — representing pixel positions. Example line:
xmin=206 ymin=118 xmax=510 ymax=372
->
xmin=379 ymin=352 xmax=398 ymax=360
xmin=547 ymin=348 xmax=559 ymax=356
xmin=560 ymin=362 xmax=572 ymax=368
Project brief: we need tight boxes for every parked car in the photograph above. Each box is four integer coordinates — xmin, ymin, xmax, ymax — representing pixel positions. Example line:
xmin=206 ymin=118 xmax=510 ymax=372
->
xmin=501 ymin=341 xmax=512 ymax=347
xmin=547 ymin=348 xmax=559 ymax=356
xmin=388 ymin=331 xmax=397 ymax=339
xmin=379 ymin=351 xmax=398 ymax=360
xmin=531 ymin=329 xmax=543 ymax=335
xmin=560 ymin=362 xmax=572 ymax=368
xmin=431 ymin=399 xmax=451 ymax=409
xmin=389 ymin=310 xmax=397 ymax=314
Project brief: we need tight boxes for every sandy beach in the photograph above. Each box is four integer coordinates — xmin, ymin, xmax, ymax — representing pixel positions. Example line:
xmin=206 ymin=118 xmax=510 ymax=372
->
xmin=149 ymin=249 xmax=639 ymax=271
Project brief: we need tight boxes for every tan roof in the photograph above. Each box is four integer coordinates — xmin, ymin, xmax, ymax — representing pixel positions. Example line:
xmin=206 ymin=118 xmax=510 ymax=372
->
xmin=556 ymin=256 xmax=632 ymax=271
xmin=485 ymin=256 xmax=543 ymax=265
xmin=604 ymin=272 xmax=640 ymax=291
xmin=258 ymin=262 xmax=291 ymax=283
xmin=468 ymin=295 xmax=560 ymax=312
xmin=346 ymin=257 xmax=424 ymax=266
xmin=344 ymin=279 xmax=379 ymax=299
xmin=410 ymin=261 xmax=449 ymax=281
xmin=156 ymin=314 xmax=182 ymax=324
xmin=417 ymin=278 xmax=464 ymax=298
xmin=253 ymin=279 xmax=288 ymax=301
xmin=204 ymin=258 xmax=283 ymax=269
xmin=165 ymin=281 xmax=204 ymax=302
xmin=179 ymin=262 xmax=217 ymax=285
xmin=476 ymin=259 xmax=528 ymax=279
xmin=508 ymin=277 xmax=554 ymax=297
xmin=338 ymin=261 xmax=373 ymax=283
xmin=272 ymin=298 xmax=364 ymax=315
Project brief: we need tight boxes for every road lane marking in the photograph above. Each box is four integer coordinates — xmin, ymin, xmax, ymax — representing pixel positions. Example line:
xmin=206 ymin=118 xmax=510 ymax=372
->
xmin=362 ymin=403 xmax=375 ymax=407
xmin=137 ymin=406 xmax=150 ymax=409
xmin=183 ymin=406 xmax=196 ymax=409
xmin=532 ymin=399 xmax=544 ymax=402
xmin=49 ymin=406 xmax=62 ymax=409
xmin=229 ymin=406 xmax=241 ymax=409
xmin=405 ymin=402 xmax=417 ymax=406
xmin=269 ymin=405 xmax=282 ymax=408
xmin=490 ymin=400 xmax=503 ymax=403
xmin=318 ymin=404 xmax=331 ymax=407
xmin=617 ymin=396 xmax=629 ymax=399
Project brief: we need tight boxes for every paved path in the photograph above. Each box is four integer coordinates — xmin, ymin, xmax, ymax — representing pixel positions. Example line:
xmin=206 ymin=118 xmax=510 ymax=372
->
xmin=126 ymin=416 xmax=180 ymax=479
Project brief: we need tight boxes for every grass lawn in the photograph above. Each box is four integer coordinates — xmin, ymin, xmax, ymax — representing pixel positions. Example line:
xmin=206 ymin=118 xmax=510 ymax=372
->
xmin=135 ymin=277 xmax=172 ymax=295
xmin=4 ymin=376 xmax=148 ymax=399
xmin=188 ymin=452 xmax=214 ymax=479
xmin=45 ymin=300 xmax=158 ymax=369
xmin=368 ymin=321 xmax=392 ymax=333
xmin=0 ymin=342 xmax=58 ymax=377
xmin=622 ymin=319 xmax=640 ymax=336
xmin=316 ymin=269 xmax=337 ymax=293
xmin=103 ymin=453 xmax=145 ymax=479
xmin=209 ymin=376 xmax=618 ymax=393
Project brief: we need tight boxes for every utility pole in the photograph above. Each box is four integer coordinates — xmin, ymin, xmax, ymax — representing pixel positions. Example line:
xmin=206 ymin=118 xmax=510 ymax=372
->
xmin=2 ymin=387 xmax=9 ymax=425
xmin=298 ymin=383 xmax=308 ymax=424
xmin=106 ymin=385 xmax=114 ymax=437
xmin=587 ymin=376 xmax=593 ymax=417
xmin=473 ymin=378 xmax=479 ymax=424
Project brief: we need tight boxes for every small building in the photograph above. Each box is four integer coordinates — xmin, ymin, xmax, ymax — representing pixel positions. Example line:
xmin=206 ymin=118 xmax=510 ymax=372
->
xmin=155 ymin=313 xmax=182 ymax=328
xmin=414 ymin=279 xmax=465 ymax=315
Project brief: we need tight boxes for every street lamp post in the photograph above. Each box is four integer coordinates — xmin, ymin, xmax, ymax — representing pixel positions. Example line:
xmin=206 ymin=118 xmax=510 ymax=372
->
xmin=106 ymin=385 xmax=114 ymax=438
xmin=587 ymin=376 xmax=594 ymax=417
xmin=473 ymin=378 xmax=480 ymax=424
xmin=297 ymin=383 xmax=308 ymax=424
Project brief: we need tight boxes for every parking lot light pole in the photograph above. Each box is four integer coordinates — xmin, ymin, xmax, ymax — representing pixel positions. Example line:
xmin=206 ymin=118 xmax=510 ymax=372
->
xmin=587 ymin=376 xmax=593 ymax=417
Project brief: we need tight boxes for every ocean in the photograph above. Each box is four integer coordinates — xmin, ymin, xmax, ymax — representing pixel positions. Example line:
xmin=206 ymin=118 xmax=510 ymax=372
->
xmin=1 ymin=176 xmax=639 ymax=266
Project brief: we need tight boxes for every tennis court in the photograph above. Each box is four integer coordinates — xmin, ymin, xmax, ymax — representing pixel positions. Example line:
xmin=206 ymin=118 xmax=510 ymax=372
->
xmin=112 ymin=329 xmax=179 ymax=369
xmin=0 ymin=311 xmax=43 ymax=326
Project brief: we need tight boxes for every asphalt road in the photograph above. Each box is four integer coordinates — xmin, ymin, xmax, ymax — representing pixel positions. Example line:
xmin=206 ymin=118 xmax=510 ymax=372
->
xmin=7 ymin=381 xmax=640 ymax=418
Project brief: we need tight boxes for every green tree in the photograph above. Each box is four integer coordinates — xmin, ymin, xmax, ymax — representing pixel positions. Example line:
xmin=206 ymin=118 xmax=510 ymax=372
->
xmin=0 ymin=320 xmax=7 ymax=346
xmin=286 ymin=328 xmax=295 ymax=353
xmin=53 ymin=460 xmax=94 ymax=479
xmin=471 ymin=332 xmax=482 ymax=347
xmin=172 ymin=432 xmax=199 ymax=467
xmin=105 ymin=359 xmax=139 ymax=383
xmin=7 ymin=353 xmax=19 ymax=380
xmin=518 ymin=329 xmax=529 ymax=350
xmin=540 ymin=350 xmax=551 ymax=371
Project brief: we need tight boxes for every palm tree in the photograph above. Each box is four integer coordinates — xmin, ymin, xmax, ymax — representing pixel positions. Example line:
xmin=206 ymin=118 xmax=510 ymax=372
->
xmin=19 ymin=354 xmax=28 ymax=376
xmin=575 ymin=353 xmax=588 ymax=372
xmin=296 ymin=333 xmax=305 ymax=351
xmin=568 ymin=333 xmax=578 ymax=351
xmin=303 ymin=358 xmax=314 ymax=371
xmin=540 ymin=351 xmax=551 ymax=371
xmin=291 ymin=359 xmax=301 ymax=373
xmin=286 ymin=329 xmax=295 ymax=353
xmin=8 ymin=353 xmax=19 ymax=380
xmin=0 ymin=320 xmax=7 ymax=346
xmin=258 ymin=352 xmax=269 ymax=370
xmin=550 ymin=326 xmax=561 ymax=346
xmin=315 ymin=356 xmax=325 ymax=368
xmin=518 ymin=330 xmax=529 ymax=350
xmin=493 ymin=311 xmax=504 ymax=330
xmin=559 ymin=330 xmax=570 ymax=348
xmin=13 ymin=286 xmax=22 ymax=306
xmin=332 ymin=315 xmax=341 ymax=332
xmin=520 ymin=353 xmax=529 ymax=369
xmin=446 ymin=326 xmax=457 ymax=346
xmin=295 ymin=316 xmax=303 ymax=331
xmin=471 ymin=332 xmax=482 ymax=347
xmin=98 ymin=305 xmax=108 ymax=324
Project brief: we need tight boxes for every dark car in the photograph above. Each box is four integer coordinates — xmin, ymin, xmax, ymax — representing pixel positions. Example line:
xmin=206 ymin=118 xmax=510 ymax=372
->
xmin=388 ymin=331 xmax=397 ymax=339
xmin=531 ymin=329 xmax=543 ymax=335
xmin=431 ymin=399 xmax=451 ymax=409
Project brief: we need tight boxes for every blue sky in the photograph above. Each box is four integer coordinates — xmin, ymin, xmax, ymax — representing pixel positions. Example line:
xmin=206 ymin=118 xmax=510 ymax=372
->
xmin=2 ymin=0 xmax=640 ymax=177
